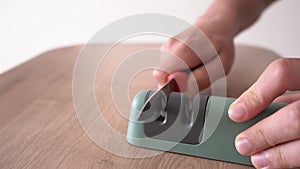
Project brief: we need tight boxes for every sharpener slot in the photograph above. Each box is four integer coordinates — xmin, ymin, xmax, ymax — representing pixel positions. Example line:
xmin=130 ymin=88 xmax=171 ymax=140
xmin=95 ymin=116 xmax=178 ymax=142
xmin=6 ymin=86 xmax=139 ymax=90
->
xmin=141 ymin=91 xmax=209 ymax=144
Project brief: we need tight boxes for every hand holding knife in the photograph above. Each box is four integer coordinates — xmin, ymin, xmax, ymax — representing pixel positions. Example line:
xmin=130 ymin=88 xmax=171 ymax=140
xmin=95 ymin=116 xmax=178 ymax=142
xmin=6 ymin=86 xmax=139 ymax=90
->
xmin=138 ymin=70 xmax=190 ymax=121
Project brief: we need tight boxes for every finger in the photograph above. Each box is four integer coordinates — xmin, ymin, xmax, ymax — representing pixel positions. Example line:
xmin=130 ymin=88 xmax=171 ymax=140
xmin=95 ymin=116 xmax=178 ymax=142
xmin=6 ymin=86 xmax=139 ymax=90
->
xmin=187 ymin=43 xmax=234 ymax=92
xmin=160 ymin=37 xmax=203 ymax=69
xmin=152 ymin=69 xmax=168 ymax=87
xmin=154 ymin=26 xmax=222 ymax=87
xmin=167 ymin=72 xmax=188 ymax=92
xmin=228 ymin=58 xmax=300 ymax=122
xmin=235 ymin=100 xmax=300 ymax=156
xmin=251 ymin=139 xmax=300 ymax=169
xmin=274 ymin=93 xmax=300 ymax=104
xmin=153 ymin=41 xmax=200 ymax=87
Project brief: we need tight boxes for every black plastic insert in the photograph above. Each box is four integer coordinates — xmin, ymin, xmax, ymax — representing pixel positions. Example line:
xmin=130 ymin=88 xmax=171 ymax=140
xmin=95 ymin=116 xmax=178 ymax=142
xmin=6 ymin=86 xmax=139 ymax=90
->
xmin=140 ymin=91 xmax=209 ymax=144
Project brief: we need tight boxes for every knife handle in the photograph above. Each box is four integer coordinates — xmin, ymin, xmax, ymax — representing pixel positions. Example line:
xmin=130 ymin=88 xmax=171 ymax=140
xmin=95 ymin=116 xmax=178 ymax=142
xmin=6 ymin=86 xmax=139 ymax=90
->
xmin=167 ymin=72 xmax=188 ymax=92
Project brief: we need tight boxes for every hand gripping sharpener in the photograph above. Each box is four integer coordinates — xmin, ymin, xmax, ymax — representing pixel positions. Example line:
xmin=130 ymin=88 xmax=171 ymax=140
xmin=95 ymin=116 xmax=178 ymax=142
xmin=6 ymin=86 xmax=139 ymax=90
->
xmin=126 ymin=90 xmax=285 ymax=166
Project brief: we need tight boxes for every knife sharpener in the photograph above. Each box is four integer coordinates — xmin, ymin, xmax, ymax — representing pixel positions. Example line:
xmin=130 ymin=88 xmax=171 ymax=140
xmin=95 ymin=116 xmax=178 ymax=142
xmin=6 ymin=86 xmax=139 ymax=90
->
xmin=126 ymin=90 xmax=286 ymax=166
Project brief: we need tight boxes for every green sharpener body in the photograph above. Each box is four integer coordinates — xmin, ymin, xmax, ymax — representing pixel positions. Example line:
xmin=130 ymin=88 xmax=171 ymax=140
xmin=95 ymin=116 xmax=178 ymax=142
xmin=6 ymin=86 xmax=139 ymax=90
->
xmin=127 ymin=90 xmax=285 ymax=166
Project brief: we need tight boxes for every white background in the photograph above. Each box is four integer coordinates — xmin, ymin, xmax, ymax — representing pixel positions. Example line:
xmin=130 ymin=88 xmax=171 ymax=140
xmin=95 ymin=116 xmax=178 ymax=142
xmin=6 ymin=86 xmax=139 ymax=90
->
xmin=0 ymin=0 xmax=299 ymax=74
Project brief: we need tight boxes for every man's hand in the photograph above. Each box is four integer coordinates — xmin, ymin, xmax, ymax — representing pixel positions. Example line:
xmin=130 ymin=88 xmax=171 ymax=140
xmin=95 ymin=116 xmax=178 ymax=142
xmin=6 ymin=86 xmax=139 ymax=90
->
xmin=153 ymin=0 xmax=275 ymax=91
xmin=228 ymin=58 xmax=300 ymax=168
xmin=153 ymin=16 xmax=235 ymax=91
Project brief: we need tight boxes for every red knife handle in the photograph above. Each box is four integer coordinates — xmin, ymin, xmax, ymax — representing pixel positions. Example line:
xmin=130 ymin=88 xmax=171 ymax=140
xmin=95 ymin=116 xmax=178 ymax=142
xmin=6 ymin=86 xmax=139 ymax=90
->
xmin=166 ymin=72 xmax=188 ymax=92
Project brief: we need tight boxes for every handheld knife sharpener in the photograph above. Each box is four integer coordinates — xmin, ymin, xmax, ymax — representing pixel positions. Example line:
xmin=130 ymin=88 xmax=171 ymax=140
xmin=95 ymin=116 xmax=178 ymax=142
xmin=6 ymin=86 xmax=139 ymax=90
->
xmin=126 ymin=90 xmax=285 ymax=166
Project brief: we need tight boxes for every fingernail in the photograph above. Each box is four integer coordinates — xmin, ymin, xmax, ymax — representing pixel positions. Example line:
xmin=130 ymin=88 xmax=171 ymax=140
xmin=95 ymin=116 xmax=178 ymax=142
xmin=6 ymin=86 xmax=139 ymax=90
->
xmin=251 ymin=153 xmax=268 ymax=169
xmin=236 ymin=137 xmax=253 ymax=155
xmin=228 ymin=104 xmax=246 ymax=121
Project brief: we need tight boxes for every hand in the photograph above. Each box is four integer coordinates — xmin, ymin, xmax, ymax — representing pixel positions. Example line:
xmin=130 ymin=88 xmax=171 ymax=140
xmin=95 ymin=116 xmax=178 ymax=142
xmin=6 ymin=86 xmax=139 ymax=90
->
xmin=153 ymin=16 xmax=235 ymax=91
xmin=152 ymin=0 xmax=275 ymax=92
xmin=228 ymin=58 xmax=300 ymax=168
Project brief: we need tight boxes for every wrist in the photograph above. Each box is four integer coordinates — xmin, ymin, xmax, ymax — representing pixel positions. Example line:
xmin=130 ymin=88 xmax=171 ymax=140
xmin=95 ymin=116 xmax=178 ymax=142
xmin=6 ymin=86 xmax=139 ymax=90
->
xmin=196 ymin=2 xmax=241 ymax=38
xmin=194 ymin=11 xmax=237 ymax=42
xmin=197 ymin=0 xmax=272 ymax=37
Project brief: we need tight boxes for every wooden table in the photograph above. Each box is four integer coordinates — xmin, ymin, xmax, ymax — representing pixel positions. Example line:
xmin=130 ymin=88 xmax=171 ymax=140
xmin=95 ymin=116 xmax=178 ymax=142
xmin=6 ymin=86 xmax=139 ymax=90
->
xmin=0 ymin=44 xmax=281 ymax=169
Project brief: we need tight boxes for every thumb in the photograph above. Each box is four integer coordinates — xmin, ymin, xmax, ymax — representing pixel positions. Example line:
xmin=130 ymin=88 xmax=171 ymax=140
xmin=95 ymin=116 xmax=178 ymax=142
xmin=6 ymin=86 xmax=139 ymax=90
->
xmin=228 ymin=58 xmax=300 ymax=122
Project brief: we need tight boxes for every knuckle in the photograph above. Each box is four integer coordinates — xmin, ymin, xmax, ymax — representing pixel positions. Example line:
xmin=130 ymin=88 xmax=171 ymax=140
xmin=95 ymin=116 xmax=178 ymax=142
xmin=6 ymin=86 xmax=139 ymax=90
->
xmin=256 ymin=126 xmax=276 ymax=148
xmin=161 ymin=38 xmax=175 ymax=51
xmin=286 ymin=109 xmax=300 ymax=133
xmin=269 ymin=58 xmax=290 ymax=82
xmin=167 ymin=37 xmax=177 ymax=45
xmin=164 ymin=38 xmax=179 ymax=49
xmin=162 ymin=37 xmax=188 ymax=55
xmin=168 ymin=37 xmax=177 ymax=42
xmin=152 ymin=70 xmax=162 ymax=79
xmin=244 ymin=86 xmax=266 ymax=109
xmin=271 ymin=149 xmax=290 ymax=168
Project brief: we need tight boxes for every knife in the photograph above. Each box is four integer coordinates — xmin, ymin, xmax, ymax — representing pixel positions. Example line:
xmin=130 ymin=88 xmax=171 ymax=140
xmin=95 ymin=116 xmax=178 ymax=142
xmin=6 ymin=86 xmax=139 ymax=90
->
xmin=137 ymin=71 xmax=188 ymax=121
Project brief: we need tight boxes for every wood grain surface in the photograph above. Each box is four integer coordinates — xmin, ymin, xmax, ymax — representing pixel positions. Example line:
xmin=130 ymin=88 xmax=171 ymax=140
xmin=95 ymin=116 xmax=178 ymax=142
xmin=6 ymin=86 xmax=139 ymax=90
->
xmin=0 ymin=44 xmax=282 ymax=169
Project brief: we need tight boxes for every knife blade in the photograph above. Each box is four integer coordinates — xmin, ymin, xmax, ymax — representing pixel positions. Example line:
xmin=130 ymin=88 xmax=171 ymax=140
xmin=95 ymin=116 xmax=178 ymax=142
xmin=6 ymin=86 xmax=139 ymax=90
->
xmin=138 ymin=72 xmax=187 ymax=121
